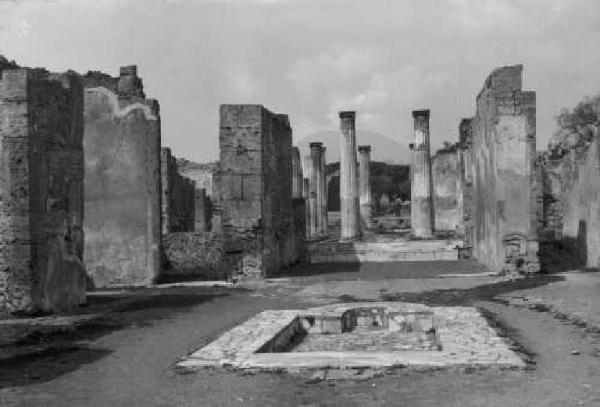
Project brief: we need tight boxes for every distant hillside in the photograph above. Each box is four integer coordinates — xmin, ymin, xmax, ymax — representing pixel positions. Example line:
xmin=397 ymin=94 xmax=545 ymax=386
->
xmin=296 ymin=130 xmax=409 ymax=164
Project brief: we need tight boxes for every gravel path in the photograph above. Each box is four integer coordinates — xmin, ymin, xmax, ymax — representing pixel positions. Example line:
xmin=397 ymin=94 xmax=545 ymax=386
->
xmin=0 ymin=263 xmax=598 ymax=406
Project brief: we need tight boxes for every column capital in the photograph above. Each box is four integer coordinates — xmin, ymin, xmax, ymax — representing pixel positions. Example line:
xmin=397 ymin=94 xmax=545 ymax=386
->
xmin=339 ymin=111 xmax=356 ymax=119
xmin=358 ymin=145 xmax=371 ymax=153
xmin=309 ymin=142 xmax=323 ymax=149
xmin=412 ymin=109 xmax=430 ymax=119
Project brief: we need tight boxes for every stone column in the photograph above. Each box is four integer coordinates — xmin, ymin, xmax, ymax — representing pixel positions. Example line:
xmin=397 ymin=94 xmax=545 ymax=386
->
xmin=339 ymin=111 xmax=360 ymax=240
xmin=292 ymin=147 xmax=303 ymax=199
xmin=319 ymin=146 xmax=328 ymax=236
xmin=303 ymin=177 xmax=310 ymax=238
xmin=358 ymin=145 xmax=373 ymax=229
xmin=410 ymin=109 xmax=434 ymax=237
xmin=309 ymin=142 xmax=322 ymax=239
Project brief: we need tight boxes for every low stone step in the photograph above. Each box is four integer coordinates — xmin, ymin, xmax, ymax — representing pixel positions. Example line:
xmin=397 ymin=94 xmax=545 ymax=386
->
xmin=307 ymin=240 xmax=461 ymax=263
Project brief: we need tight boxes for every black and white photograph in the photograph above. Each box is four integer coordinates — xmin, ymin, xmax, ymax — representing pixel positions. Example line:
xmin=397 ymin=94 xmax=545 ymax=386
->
xmin=0 ymin=0 xmax=599 ymax=405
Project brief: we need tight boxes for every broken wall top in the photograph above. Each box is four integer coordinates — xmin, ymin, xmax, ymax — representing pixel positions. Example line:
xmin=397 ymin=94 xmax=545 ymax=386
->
xmin=479 ymin=64 xmax=523 ymax=96
xmin=83 ymin=65 xmax=155 ymax=107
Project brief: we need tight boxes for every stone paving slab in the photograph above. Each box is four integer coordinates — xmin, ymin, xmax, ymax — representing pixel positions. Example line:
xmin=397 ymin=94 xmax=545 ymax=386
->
xmin=177 ymin=302 xmax=525 ymax=372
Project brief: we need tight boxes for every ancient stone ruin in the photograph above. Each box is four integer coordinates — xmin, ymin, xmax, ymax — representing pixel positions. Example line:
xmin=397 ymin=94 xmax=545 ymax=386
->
xmin=463 ymin=65 xmax=540 ymax=274
xmin=410 ymin=110 xmax=434 ymax=238
xmin=219 ymin=105 xmax=305 ymax=278
xmin=0 ymin=63 xmax=87 ymax=314
xmin=538 ymin=106 xmax=600 ymax=269
xmin=0 ymin=56 xmax=584 ymax=316
xmin=82 ymin=66 xmax=162 ymax=288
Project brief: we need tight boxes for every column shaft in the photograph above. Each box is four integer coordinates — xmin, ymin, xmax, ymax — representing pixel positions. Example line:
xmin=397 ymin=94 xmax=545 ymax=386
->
xmin=291 ymin=147 xmax=303 ymax=199
xmin=309 ymin=143 xmax=322 ymax=239
xmin=410 ymin=109 xmax=434 ymax=237
xmin=358 ymin=145 xmax=372 ymax=228
xmin=303 ymin=177 xmax=310 ymax=238
xmin=339 ymin=111 xmax=360 ymax=240
xmin=319 ymin=146 xmax=328 ymax=235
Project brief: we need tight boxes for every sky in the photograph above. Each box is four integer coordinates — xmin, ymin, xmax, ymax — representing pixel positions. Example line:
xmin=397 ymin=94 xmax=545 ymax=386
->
xmin=1 ymin=0 xmax=599 ymax=163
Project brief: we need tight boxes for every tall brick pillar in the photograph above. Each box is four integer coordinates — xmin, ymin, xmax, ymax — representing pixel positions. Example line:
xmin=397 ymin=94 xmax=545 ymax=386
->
xmin=0 ymin=69 xmax=87 ymax=313
xmin=410 ymin=109 xmax=434 ymax=238
xmin=292 ymin=147 xmax=303 ymax=199
xmin=358 ymin=145 xmax=373 ymax=229
xmin=309 ymin=142 xmax=323 ymax=239
xmin=339 ymin=111 xmax=360 ymax=240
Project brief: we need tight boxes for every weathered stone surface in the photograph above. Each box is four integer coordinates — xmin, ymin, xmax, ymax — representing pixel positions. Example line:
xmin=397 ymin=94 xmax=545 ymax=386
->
xmin=308 ymin=240 xmax=460 ymax=263
xmin=319 ymin=146 xmax=328 ymax=236
xmin=410 ymin=110 xmax=434 ymax=238
xmin=458 ymin=119 xmax=473 ymax=252
xmin=0 ymin=68 xmax=87 ymax=314
xmin=303 ymin=177 xmax=311 ymax=238
xmin=161 ymin=232 xmax=229 ymax=280
xmin=308 ymin=142 xmax=324 ymax=239
xmin=544 ymin=136 xmax=600 ymax=267
xmin=464 ymin=65 xmax=539 ymax=274
xmin=176 ymin=159 xmax=220 ymax=233
xmin=292 ymin=147 xmax=303 ymax=199
xmin=83 ymin=66 xmax=161 ymax=287
xmin=339 ymin=111 xmax=360 ymax=240
xmin=358 ymin=145 xmax=373 ymax=228
xmin=161 ymin=147 xmax=197 ymax=234
xmin=432 ymin=149 xmax=462 ymax=231
xmin=293 ymin=198 xmax=307 ymax=261
xmin=219 ymin=105 xmax=304 ymax=278
xmin=178 ymin=302 xmax=524 ymax=372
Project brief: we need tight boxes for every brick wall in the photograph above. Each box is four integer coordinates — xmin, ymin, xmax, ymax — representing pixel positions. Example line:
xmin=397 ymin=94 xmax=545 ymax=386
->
xmin=0 ymin=68 xmax=86 ymax=314
xmin=547 ymin=138 xmax=600 ymax=267
xmin=160 ymin=148 xmax=197 ymax=234
xmin=219 ymin=105 xmax=304 ymax=279
xmin=161 ymin=232 xmax=230 ymax=281
xmin=176 ymin=159 xmax=219 ymax=233
xmin=465 ymin=65 xmax=540 ymax=274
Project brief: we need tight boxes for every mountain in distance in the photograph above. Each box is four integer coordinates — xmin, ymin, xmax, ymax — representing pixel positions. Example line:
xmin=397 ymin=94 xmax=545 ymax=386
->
xmin=296 ymin=129 xmax=410 ymax=164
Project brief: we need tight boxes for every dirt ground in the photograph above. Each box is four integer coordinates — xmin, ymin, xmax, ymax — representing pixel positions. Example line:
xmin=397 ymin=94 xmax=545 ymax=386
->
xmin=1 ymin=260 xmax=599 ymax=406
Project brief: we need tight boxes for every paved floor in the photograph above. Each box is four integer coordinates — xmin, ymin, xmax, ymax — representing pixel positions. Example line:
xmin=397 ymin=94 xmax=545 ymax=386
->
xmin=1 ymin=260 xmax=599 ymax=406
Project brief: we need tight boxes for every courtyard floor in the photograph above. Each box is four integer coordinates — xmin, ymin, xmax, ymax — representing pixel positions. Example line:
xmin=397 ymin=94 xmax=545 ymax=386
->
xmin=1 ymin=261 xmax=600 ymax=406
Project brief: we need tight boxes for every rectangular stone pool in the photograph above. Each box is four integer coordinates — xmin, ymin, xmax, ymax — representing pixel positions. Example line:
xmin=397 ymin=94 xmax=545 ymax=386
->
xmin=177 ymin=302 xmax=525 ymax=373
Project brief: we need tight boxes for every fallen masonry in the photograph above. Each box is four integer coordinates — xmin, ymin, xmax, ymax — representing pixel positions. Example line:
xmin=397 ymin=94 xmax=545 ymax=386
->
xmin=177 ymin=302 xmax=525 ymax=374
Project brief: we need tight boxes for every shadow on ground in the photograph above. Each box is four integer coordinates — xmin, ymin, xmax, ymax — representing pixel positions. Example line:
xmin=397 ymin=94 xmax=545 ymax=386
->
xmin=0 ymin=290 xmax=228 ymax=388
xmin=336 ymin=275 xmax=564 ymax=306
xmin=539 ymin=241 xmax=599 ymax=274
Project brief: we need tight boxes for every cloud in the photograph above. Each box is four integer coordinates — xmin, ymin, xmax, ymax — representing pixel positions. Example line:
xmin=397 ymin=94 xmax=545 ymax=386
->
xmin=0 ymin=0 xmax=597 ymax=162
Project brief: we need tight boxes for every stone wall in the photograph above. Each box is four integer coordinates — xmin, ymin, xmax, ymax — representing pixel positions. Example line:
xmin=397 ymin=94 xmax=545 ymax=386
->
xmin=546 ymin=138 xmax=600 ymax=267
xmin=177 ymin=159 xmax=219 ymax=232
xmin=219 ymin=105 xmax=304 ymax=279
xmin=465 ymin=65 xmax=539 ymax=274
xmin=431 ymin=149 xmax=462 ymax=231
xmin=83 ymin=66 xmax=161 ymax=288
xmin=539 ymin=158 xmax=564 ymax=237
xmin=0 ymin=67 xmax=86 ymax=314
xmin=458 ymin=119 xmax=474 ymax=251
xmin=160 ymin=147 xmax=197 ymax=234
xmin=161 ymin=232 xmax=231 ymax=281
